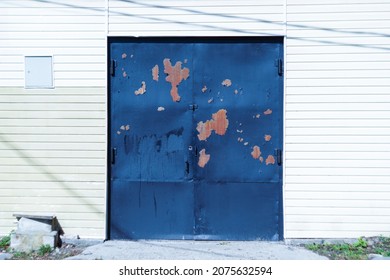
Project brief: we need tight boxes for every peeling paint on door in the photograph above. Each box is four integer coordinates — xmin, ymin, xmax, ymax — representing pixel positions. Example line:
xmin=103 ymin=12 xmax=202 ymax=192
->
xmin=197 ymin=109 xmax=229 ymax=141
xmin=163 ymin=58 xmax=190 ymax=102
xmin=122 ymin=53 xmax=127 ymax=59
xmin=202 ymin=86 xmax=208 ymax=93
xmin=198 ymin=149 xmax=210 ymax=168
xmin=135 ymin=81 xmax=146 ymax=95
xmin=264 ymin=109 xmax=273 ymax=115
xmin=251 ymin=145 xmax=261 ymax=159
xmin=222 ymin=79 xmax=232 ymax=87
xmin=265 ymin=155 xmax=275 ymax=165
xmin=152 ymin=65 xmax=159 ymax=81
xmin=264 ymin=135 xmax=272 ymax=142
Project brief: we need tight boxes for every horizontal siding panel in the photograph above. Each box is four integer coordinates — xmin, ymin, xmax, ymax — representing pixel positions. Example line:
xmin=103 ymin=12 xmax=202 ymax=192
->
xmin=287 ymin=37 xmax=390 ymax=46
xmin=0 ymin=188 xmax=104 ymax=197
xmin=286 ymin=127 xmax=390 ymax=135
xmin=0 ymin=181 xmax=105 ymax=190
xmin=0 ymin=15 xmax=104 ymax=24
xmin=286 ymin=207 xmax=390 ymax=216
xmin=286 ymin=223 xmax=390 ymax=232
xmin=285 ymin=184 xmax=390 ymax=192
xmin=0 ymin=0 xmax=104 ymax=8
xmin=0 ymin=157 xmax=104 ymax=166
xmin=286 ymin=135 xmax=390 ymax=144
xmin=0 ymin=165 xmax=105 ymax=174
xmin=0 ymin=7 xmax=104 ymax=16
xmin=287 ymin=86 xmax=390 ymax=95
xmin=286 ymin=143 xmax=390 ymax=152
xmin=109 ymin=22 xmax=283 ymax=32
xmin=0 ymin=39 xmax=105 ymax=48
xmin=286 ymin=160 xmax=390 ymax=168
xmin=287 ymin=4 xmax=390 ymax=13
xmin=0 ymin=103 xmax=105 ymax=111
xmin=286 ymin=151 xmax=390 ymax=160
xmin=287 ymin=69 xmax=390 ymax=78
xmin=0 ymin=47 xmax=105 ymax=56
xmin=109 ymin=6 xmax=283 ymax=16
xmin=287 ymin=78 xmax=390 ymax=87
xmin=0 ymin=127 xmax=104 ymax=135
xmin=1 ymin=203 xmax=104 ymax=214
xmin=288 ymin=20 xmax=390 ymax=30
xmin=287 ymin=103 xmax=390 ymax=111
xmin=288 ymin=11 xmax=390 ymax=22
xmin=0 ymin=119 xmax=105 ymax=127
xmin=0 ymin=197 xmax=104 ymax=205
xmin=0 ymin=94 xmax=105 ymax=103
xmin=0 ymin=110 xmax=104 ymax=119
xmin=286 ymin=191 xmax=390 ymax=200
xmin=286 ymin=175 xmax=390 ymax=184
xmin=286 ymin=119 xmax=390 ymax=127
xmin=286 ymin=111 xmax=390 ymax=119
xmin=0 ymin=87 xmax=106 ymax=95
xmin=0 ymin=173 xmax=105 ymax=182
xmin=0 ymin=150 xmax=104 ymax=158
xmin=1 ymin=24 xmax=106 ymax=32
xmin=286 ymin=199 xmax=390 ymax=208
xmin=110 ymin=0 xmax=284 ymax=8
xmin=287 ymin=45 xmax=390 ymax=55
xmin=0 ymin=31 xmax=104 ymax=39
xmin=0 ymin=134 xmax=105 ymax=143
xmin=0 ymin=142 xmax=104 ymax=150
xmin=286 ymin=94 xmax=390 ymax=103
xmin=287 ymin=53 xmax=390 ymax=62
xmin=109 ymin=14 xmax=284 ymax=24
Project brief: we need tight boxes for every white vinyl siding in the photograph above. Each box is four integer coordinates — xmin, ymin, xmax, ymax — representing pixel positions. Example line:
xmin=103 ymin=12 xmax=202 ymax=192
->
xmin=285 ymin=0 xmax=390 ymax=238
xmin=0 ymin=0 xmax=106 ymax=238
xmin=108 ymin=0 xmax=285 ymax=37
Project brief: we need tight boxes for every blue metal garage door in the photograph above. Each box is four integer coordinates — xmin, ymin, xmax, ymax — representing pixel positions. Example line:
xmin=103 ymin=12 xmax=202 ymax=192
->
xmin=108 ymin=38 xmax=283 ymax=240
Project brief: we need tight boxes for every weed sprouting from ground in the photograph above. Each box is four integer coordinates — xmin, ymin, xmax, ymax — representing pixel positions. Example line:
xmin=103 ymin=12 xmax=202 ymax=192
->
xmin=305 ymin=236 xmax=390 ymax=260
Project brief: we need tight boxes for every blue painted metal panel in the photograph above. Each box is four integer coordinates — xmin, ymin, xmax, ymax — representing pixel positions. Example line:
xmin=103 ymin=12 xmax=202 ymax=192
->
xmin=108 ymin=38 xmax=283 ymax=240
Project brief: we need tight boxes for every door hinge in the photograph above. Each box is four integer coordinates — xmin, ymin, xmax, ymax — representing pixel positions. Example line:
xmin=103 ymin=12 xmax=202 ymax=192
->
xmin=275 ymin=149 xmax=282 ymax=166
xmin=277 ymin=59 xmax=283 ymax=76
xmin=110 ymin=59 xmax=116 ymax=77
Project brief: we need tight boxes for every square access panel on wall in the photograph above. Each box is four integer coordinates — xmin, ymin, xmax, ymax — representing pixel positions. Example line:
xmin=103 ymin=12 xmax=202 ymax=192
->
xmin=24 ymin=56 xmax=53 ymax=88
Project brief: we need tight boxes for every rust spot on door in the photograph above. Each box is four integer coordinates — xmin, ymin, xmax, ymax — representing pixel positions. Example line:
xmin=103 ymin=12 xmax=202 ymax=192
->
xmin=197 ymin=109 xmax=229 ymax=141
xmin=222 ymin=79 xmax=232 ymax=87
xmin=264 ymin=135 xmax=272 ymax=141
xmin=163 ymin=58 xmax=190 ymax=102
xmin=198 ymin=149 xmax=210 ymax=168
xmin=251 ymin=145 xmax=261 ymax=159
xmin=264 ymin=109 xmax=273 ymax=115
xmin=134 ymin=81 xmax=146 ymax=95
xmin=265 ymin=155 xmax=275 ymax=165
xmin=152 ymin=65 xmax=159 ymax=81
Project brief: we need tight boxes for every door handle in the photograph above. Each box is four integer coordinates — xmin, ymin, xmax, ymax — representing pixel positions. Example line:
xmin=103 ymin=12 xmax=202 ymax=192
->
xmin=111 ymin=148 xmax=117 ymax=165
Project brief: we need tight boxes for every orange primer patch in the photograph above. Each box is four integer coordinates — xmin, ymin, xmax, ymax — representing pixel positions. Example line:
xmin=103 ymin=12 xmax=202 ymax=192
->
xmin=198 ymin=149 xmax=210 ymax=168
xmin=264 ymin=135 xmax=272 ymax=141
xmin=152 ymin=65 xmax=159 ymax=81
xmin=197 ymin=109 xmax=229 ymax=141
xmin=266 ymin=155 xmax=275 ymax=165
xmin=163 ymin=58 xmax=190 ymax=102
xmin=251 ymin=145 xmax=261 ymax=159
xmin=134 ymin=81 xmax=146 ymax=95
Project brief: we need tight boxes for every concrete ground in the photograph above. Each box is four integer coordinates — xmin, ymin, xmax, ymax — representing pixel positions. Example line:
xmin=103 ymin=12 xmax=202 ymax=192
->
xmin=66 ymin=240 xmax=328 ymax=260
